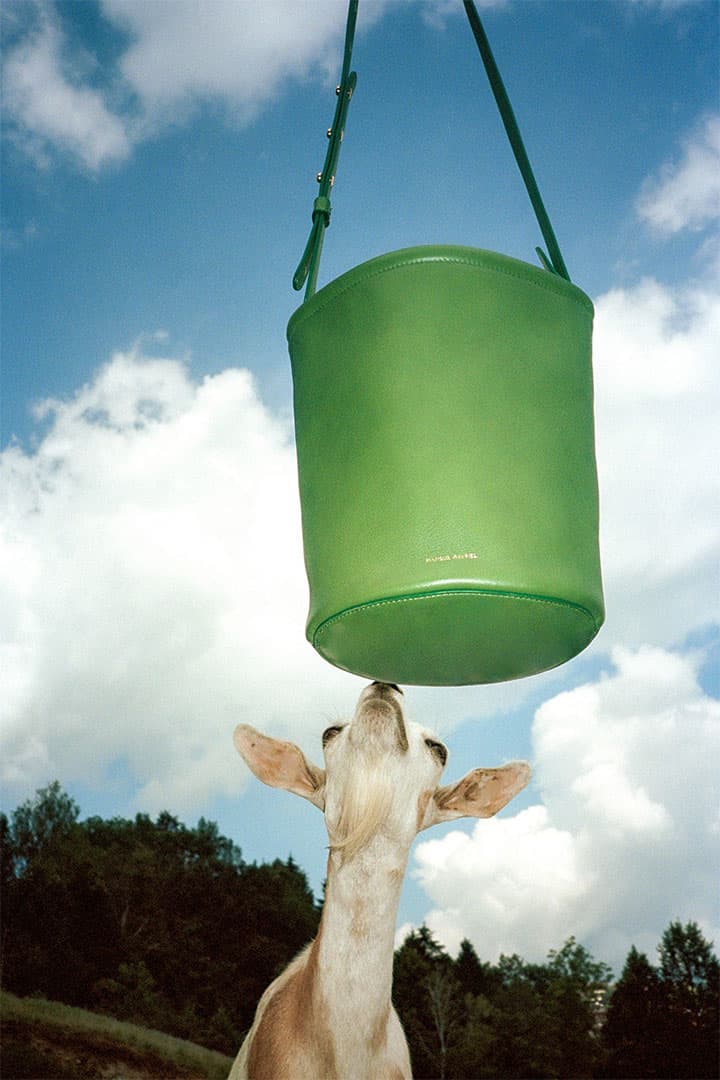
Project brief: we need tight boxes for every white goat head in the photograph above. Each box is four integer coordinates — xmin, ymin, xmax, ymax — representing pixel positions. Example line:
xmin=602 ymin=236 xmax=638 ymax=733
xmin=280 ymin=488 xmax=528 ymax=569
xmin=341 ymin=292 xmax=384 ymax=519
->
xmin=234 ymin=681 xmax=530 ymax=862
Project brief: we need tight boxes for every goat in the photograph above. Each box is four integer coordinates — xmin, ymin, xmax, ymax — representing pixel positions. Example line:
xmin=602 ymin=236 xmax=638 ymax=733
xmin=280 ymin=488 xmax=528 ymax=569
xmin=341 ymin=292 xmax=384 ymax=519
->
xmin=229 ymin=681 xmax=530 ymax=1080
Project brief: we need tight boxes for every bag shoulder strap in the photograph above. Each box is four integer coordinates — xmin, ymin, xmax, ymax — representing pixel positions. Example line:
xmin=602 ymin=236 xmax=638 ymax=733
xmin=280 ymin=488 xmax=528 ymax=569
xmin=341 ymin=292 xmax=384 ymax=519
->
xmin=293 ymin=0 xmax=570 ymax=300
xmin=462 ymin=2 xmax=569 ymax=281
xmin=292 ymin=0 xmax=359 ymax=299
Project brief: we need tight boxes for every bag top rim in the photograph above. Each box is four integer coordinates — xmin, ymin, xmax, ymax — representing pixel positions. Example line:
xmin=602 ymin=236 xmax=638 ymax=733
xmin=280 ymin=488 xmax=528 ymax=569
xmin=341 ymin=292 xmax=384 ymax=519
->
xmin=287 ymin=244 xmax=593 ymax=340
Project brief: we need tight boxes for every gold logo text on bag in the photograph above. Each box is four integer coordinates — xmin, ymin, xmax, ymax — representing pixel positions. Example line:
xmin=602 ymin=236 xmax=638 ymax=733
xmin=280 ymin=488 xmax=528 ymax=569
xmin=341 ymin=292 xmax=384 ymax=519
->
xmin=425 ymin=553 xmax=479 ymax=564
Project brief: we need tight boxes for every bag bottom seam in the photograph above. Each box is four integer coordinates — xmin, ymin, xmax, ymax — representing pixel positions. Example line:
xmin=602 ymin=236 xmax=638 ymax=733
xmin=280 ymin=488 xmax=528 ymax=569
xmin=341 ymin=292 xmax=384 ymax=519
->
xmin=312 ymin=587 xmax=601 ymax=645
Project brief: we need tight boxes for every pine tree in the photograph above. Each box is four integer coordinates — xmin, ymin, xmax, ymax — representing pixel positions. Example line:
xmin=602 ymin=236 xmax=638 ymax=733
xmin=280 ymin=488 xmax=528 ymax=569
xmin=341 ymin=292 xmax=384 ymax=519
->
xmin=657 ymin=920 xmax=719 ymax=1079
xmin=602 ymin=946 xmax=664 ymax=1078
xmin=602 ymin=924 xmax=719 ymax=1080
xmin=455 ymin=937 xmax=500 ymax=999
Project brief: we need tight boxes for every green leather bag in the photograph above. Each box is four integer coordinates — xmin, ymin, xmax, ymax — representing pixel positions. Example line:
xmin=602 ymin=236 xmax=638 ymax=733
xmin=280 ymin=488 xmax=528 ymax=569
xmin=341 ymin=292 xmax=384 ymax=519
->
xmin=287 ymin=1 xmax=604 ymax=686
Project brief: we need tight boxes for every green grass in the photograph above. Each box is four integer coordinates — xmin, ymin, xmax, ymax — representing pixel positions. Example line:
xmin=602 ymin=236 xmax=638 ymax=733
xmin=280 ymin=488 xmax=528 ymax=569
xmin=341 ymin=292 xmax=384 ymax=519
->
xmin=0 ymin=990 xmax=234 ymax=1079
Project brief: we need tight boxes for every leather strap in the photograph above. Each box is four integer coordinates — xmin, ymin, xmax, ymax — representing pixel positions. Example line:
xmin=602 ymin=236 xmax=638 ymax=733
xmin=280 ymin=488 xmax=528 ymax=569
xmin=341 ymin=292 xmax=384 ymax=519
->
xmin=293 ymin=0 xmax=570 ymax=299
xmin=293 ymin=0 xmax=358 ymax=298
xmin=462 ymin=2 xmax=569 ymax=281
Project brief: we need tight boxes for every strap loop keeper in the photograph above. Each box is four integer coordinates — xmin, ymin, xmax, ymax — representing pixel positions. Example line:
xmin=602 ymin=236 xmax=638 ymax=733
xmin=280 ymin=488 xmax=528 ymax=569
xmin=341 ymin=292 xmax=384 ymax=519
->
xmin=313 ymin=196 xmax=332 ymax=225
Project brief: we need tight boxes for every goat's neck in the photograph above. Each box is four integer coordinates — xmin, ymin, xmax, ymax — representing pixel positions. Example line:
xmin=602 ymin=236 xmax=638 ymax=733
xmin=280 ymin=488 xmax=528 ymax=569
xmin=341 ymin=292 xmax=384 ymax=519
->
xmin=312 ymin=839 xmax=408 ymax=1020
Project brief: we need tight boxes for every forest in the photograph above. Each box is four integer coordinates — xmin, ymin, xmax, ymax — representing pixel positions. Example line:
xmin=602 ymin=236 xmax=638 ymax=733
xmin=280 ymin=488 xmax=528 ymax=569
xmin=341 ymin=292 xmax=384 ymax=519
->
xmin=1 ymin=782 xmax=717 ymax=1079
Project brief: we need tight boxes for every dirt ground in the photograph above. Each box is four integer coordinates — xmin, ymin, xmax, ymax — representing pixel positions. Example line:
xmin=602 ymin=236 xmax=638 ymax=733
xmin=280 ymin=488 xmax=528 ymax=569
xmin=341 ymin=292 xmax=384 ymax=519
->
xmin=1 ymin=1020 xmax=204 ymax=1080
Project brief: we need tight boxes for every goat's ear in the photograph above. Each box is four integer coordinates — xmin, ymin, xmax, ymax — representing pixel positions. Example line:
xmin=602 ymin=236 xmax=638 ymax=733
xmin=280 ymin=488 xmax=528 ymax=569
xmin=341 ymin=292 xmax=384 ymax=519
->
xmin=423 ymin=762 xmax=531 ymax=829
xmin=234 ymin=725 xmax=326 ymax=810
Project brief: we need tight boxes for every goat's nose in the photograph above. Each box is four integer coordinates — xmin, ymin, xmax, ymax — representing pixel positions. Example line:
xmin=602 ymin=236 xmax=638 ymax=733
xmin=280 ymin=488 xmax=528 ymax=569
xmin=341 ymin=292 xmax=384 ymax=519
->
xmin=371 ymin=681 xmax=403 ymax=694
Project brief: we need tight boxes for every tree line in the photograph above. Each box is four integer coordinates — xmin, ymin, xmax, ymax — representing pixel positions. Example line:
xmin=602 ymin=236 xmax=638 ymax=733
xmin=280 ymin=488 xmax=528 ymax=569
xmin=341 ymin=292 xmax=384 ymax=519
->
xmin=1 ymin=783 xmax=717 ymax=1078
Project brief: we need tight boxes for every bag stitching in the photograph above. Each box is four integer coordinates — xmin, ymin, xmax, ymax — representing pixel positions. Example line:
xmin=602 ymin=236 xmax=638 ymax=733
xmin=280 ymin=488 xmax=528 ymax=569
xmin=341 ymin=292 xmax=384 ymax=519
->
xmin=289 ymin=251 xmax=593 ymax=337
xmin=313 ymin=588 xmax=601 ymax=645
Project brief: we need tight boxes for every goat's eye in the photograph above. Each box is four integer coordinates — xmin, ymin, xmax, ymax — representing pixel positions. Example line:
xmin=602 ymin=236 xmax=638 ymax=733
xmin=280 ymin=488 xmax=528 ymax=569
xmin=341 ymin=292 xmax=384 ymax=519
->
xmin=425 ymin=738 xmax=448 ymax=766
xmin=322 ymin=725 xmax=344 ymax=748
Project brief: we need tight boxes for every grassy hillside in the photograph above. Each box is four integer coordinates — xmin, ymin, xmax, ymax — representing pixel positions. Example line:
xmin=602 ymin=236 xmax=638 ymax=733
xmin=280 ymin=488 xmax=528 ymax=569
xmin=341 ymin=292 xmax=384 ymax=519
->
xmin=0 ymin=991 xmax=234 ymax=1080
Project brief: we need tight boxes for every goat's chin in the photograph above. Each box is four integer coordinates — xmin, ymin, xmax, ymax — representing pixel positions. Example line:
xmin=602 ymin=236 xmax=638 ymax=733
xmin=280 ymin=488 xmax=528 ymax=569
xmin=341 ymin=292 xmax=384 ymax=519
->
xmin=328 ymin=766 xmax=396 ymax=863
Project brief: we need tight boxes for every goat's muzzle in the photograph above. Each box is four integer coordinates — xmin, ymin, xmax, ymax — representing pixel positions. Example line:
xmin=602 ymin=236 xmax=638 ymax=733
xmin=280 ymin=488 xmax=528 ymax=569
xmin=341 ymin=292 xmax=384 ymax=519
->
xmin=352 ymin=682 xmax=409 ymax=754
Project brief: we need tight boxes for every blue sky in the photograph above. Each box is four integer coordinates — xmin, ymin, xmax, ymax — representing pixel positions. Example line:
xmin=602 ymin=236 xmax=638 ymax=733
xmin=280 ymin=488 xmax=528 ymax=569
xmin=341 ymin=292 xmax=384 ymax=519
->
xmin=1 ymin=0 xmax=719 ymax=973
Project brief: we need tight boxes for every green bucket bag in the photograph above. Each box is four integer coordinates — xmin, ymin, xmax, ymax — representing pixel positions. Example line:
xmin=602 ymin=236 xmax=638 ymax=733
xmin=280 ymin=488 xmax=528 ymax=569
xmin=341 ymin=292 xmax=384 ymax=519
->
xmin=287 ymin=0 xmax=604 ymax=686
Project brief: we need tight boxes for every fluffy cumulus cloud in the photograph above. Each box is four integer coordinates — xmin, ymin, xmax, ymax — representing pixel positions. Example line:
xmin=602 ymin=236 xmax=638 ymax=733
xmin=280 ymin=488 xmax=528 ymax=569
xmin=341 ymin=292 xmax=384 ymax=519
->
xmin=1 ymin=10 xmax=131 ymax=170
xmin=0 ymin=352 xmax=356 ymax=812
xmin=1 ymin=0 xmax=384 ymax=169
xmin=411 ymin=645 xmax=720 ymax=969
xmin=101 ymin=0 xmax=363 ymax=125
xmin=592 ymin=275 xmax=720 ymax=647
xmin=637 ymin=113 xmax=720 ymax=235
xmin=586 ymin=109 xmax=720 ymax=651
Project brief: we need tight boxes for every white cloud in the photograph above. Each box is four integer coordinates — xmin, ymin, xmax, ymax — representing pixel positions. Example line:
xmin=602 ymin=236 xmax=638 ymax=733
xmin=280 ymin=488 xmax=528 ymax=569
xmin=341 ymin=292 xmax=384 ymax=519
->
xmin=591 ymin=276 xmax=720 ymax=648
xmin=2 ymin=11 xmax=130 ymax=170
xmin=101 ymin=0 xmax=362 ymax=126
xmin=0 ymin=351 xmax=357 ymax=812
xmin=638 ymin=114 xmax=720 ymax=235
xmin=2 ymin=0 xmax=386 ymax=168
xmin=420 ymin=0 xmax=508 ymax=30
xmin=411 ymin=645 xmax=720 ymax=969
xmin=415 ymin=805 xmax=586 ymax=956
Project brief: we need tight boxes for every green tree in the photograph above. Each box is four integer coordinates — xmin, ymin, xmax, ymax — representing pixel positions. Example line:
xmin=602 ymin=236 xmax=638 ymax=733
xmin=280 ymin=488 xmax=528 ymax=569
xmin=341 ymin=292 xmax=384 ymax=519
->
xmin=1 ymin=783 xmax=116 ymax=1003
xmin=489 ymin=954 xmax=558 ymax=1078
xmin=545 ymin=938 xmax=612 ymax=1077
xmin=8 ymin=781 xmax=80 ymax=869
xmin=394 ymin=925 xmax=459 ymax=1078
xmin=455 ymin=938 xmax=501 ymax=1000
xmin=657 ymin=920 xmax=719 ymax=1079
xmin=487 ymin=941 xmax=611 ymax=1079
xmin=602 ymin=946 xmax=665 ymax=1078
xmin=446 ymin=939 xmax=503 ymax=1080
xmin=448 ymin=989 xmax=498 ymax=1080
xmin=426 ymin=964 xmax=463 ymax=1080
xmin=0 ymin=783 xmax=321 ymax=1055
xmin=1 ymin=812 xmax=15 ymax=887
xmin=602 ymin=923 xmax=719 ymax=1080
